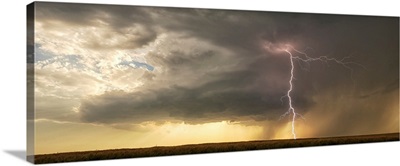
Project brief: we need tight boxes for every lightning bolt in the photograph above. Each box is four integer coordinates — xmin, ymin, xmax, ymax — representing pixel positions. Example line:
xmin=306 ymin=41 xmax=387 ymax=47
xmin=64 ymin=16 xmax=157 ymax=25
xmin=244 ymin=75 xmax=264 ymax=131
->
xmin=264 ymin=43 xmax=364 ymax=139
xmin=284 ymin=49 xmax=297 ymax=139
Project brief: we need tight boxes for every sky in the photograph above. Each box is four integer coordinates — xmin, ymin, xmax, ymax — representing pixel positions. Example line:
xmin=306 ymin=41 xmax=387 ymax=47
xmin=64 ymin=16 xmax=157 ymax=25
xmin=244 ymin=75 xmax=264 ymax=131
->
xmin=29 ymin=2 xmax=399 ymax=154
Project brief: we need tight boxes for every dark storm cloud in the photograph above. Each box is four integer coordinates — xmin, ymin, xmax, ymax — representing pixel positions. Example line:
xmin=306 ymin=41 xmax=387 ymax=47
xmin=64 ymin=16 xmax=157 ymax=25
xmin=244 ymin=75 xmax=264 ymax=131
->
xmin=77 ymin=39 xmax=313 ymax=125
xmin=79 ymin=59 xmax=314 ymax=124
xmin=35 ymin=2 xmax=297 ymax=54
xmin=37 ymin=2 xmax=398 ymax=129
xmin=79 ymin=47 xmax=323 ymax=126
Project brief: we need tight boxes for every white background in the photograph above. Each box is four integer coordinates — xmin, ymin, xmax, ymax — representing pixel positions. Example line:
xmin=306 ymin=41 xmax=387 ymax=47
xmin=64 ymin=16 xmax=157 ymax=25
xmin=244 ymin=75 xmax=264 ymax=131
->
xmin=0 ymin=0 xmax=399 ymax=165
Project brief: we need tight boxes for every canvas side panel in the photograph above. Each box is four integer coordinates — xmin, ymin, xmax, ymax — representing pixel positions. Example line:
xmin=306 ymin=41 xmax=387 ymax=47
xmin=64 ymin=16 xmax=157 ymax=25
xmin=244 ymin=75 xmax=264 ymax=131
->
xmin=27 ymin=2 xmax=35 ymax=164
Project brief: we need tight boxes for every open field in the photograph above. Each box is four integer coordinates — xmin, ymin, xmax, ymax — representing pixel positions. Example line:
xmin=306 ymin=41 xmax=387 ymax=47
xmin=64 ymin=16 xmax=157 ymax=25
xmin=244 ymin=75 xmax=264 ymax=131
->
xmin=33 ymin=133 xmax=399 ymax=164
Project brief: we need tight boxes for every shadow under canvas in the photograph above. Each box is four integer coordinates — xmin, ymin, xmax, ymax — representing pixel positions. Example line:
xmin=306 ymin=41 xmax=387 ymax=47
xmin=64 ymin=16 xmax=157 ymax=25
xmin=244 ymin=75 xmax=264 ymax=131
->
xmin=4 ymin=150 xmax=27 ymax=162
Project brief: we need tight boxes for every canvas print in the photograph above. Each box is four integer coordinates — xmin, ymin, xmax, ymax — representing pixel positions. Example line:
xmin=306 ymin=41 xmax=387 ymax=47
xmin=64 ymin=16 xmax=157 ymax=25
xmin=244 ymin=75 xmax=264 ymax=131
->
xmin=27 ymin=2 xmax=399 ymax=164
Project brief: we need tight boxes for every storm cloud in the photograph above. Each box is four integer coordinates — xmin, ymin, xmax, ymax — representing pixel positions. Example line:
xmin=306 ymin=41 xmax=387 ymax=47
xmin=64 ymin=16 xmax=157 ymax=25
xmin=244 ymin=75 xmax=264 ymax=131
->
xmin=34 ymin=2 xmax=398 ymax=137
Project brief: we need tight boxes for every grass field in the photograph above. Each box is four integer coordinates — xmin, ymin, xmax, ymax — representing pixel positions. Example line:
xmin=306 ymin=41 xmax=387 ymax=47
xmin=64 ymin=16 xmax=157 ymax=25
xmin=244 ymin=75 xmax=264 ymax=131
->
xmin=33 ymin=133 xmax=399 ymax=164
